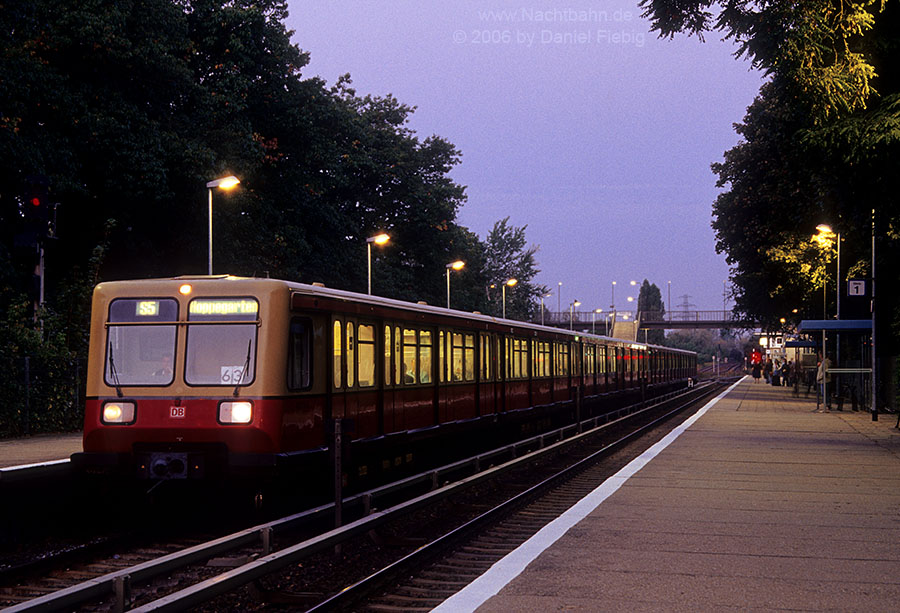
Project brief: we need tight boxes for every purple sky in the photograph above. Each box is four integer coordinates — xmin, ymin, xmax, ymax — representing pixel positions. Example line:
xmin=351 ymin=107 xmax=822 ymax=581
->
xmin=286 ymin=1 xmax=764 ymax=313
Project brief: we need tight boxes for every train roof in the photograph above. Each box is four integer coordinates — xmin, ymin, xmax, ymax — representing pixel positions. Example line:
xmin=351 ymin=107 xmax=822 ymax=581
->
xmin=93 ymin=275 xmax=695 ymax=356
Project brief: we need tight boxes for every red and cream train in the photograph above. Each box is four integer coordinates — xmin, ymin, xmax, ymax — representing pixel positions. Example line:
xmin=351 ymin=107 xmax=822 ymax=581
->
xmin=73 ymin=276 xmax=696 ymax=484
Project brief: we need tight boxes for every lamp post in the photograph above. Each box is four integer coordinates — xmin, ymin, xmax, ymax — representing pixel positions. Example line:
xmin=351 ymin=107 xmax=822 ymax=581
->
xmin=816 ymin=224 xmax=840 ymax=317
xmin=569 ymin=299 xmax=581 ymax=330
xmin=667 ymin=280 xmax=671 ymax=322
xmin=557 ymin=282 xmax=562 ymax=322
xmin=541 ymin=292 xmax=552 ymax=326
xmin=813 ymin=224 xmax=837 ymax=410
xmin=445 ymin=260 xmax=465 ymax=309
xmin=205 ymin=175 xmax=240 ymax=275
xmin=871 ymin=208 xmax=876 ymax=419
xmin=611 ymin=281 xmax=616 ymax=311
xmin=593 ymin=308 xmax=602 ymax=334
xmin=366 ymin=233 xmax=390 ymax=295
xmin=502 ymin=278 xmax=517 ymax=319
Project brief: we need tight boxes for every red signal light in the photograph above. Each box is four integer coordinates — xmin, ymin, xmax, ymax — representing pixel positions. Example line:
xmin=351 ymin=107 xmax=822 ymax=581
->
xmin=30 ymin=197 xmax=41 ymax=207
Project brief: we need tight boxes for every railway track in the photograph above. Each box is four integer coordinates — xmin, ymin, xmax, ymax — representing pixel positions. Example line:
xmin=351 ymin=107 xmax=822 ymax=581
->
xmin=1 ymin=381 xmax=728 ymax=612
xmin=311 ymin=380 xmax=729 ymax=612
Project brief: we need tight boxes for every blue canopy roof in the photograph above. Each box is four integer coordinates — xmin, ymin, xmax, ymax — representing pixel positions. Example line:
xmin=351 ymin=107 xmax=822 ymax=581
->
xmin=785 ymin=340 xmax=817 ymax=348
xmin=798 ymin=319 xmax=872 ymax=332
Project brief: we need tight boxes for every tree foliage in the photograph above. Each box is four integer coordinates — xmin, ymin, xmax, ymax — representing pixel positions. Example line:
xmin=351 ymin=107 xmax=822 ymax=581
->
xmin=482 ymin=217 xmax=547 ymax=320
xmin=0 ymin=0 xmax=550 ymax=433
xmin=641 ymin=0 xmax=900 ymax=357
xmin=639 ymin=0 xmax=887 ymax=123
xmin=637 ymin=279 xmax=666 ymax=345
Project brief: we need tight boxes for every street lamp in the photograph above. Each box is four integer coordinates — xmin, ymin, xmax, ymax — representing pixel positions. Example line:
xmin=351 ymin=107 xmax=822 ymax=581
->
xmin=667 ymin=280 xmax=671 ymax=322
xmin=366 ymin=233 xmax=390 ymax=295
xmin=569 ymin=299 xmax=581 ymax=330
xmin=812 ymin=223 xmax=838 ymax=410
xmin=206 ymin=175 xmax=240 ymax=275
xmin=541 ymin=292 xmax=552 ymax=326
xmin=593 ymin=308 xmax=603 ymax=334
xmin=446 ymin=260 xmax=465 ymax=309
xmin=502 ymin=278 xmax=517 ymax=319
xmin=557 ymin=282 xmax=562 ymax=320
xmin=816 ymin=224 xmax=841 ymax=318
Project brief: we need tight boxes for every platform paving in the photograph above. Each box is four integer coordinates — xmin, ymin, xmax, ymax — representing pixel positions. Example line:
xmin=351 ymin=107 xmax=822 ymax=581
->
xmin=0 ymin=432 xmax=81 ymax=469
xmin=450 ymin=377 xmax=900 ymax=612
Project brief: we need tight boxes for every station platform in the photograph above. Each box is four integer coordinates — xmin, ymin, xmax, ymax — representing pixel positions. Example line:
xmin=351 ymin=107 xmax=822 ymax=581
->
xmin=0 ymin=432 xmax=81 ymax=470
xmin=438 ymin=376 xmax=900 ymax=612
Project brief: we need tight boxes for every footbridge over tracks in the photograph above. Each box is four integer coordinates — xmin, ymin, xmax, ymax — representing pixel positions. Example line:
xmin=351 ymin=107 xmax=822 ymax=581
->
xmin=538 ymin=310 xmax=757 ymax=341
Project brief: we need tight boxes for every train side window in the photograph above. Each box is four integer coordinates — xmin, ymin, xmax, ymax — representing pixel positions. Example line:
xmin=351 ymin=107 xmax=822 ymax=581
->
xmin=420 ymin=330 xmax=432 ymax=384
xmin=394 ymin=326 xmax=402 ymax=385
xmin=358 ymin=324 xmax=375 ymax=388
xmin=346 ymin=322 xmax=356 ymax=387
xmin=384 ymin=326 xmax=392 ymax=386
xmin=481 ymin=335 xmax=492 ymax=381
xmin=333 ymin=321 xmax=342 ymax=388
xmin=511 ymin=339 xmax=519 ymax=379
xmin=511 ymin=338 xmax=527 ymax=379
xmin=439 ymin=330 xmax=445 ymax=383
xmin=288 ymin=318 xmax=312 ymax=390
xmin=533 ymin=341 xmax=541 ymax=377
xmin=464 ymin=334 xmax=475 ymax=381
xmin=451 ymin=333 xmax=463 ymax=382
xmin=403 ymin=328 xmax=417 ymax=384
xmin=559 ymin=342 xmax=569 ymax=376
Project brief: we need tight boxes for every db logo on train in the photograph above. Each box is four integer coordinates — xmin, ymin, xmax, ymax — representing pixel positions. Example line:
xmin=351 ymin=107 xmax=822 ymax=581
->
xmin=170 ymin=406 xmax=186 ymax=419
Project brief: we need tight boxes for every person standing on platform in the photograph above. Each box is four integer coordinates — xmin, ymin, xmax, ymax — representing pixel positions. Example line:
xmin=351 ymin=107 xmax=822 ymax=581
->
xmin=816 ymin=352 xmax=832 ymax=411
xmin=763 ymin=357 xmax=773 ymax=384
xmin=750 ymin=349 xmax=762 ymax=383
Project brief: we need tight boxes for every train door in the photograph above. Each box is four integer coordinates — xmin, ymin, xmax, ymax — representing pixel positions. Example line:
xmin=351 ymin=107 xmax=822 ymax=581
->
xmin=331 ymin=319 xmax=375 ymax=436
xmin=437 ymin=329 xmax=448 ymax=422
xmin=616 ymin=346 xmax=624 ymax=390
xmin=331 ymin=320 xmax=348 ymax=423
xmin=381 ymin=324 xmax=402 ymax=433
xmin=478 ymin=333 xmax=499 ymax=416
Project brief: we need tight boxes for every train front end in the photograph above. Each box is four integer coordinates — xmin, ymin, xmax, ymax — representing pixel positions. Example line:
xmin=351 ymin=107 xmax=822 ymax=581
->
xmin=72 ymin=277 xmax=290 ymax=480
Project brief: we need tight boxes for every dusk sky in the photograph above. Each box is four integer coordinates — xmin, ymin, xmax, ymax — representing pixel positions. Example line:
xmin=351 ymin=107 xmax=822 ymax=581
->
xmin=286 ymin=1 xmax=765 ymax=313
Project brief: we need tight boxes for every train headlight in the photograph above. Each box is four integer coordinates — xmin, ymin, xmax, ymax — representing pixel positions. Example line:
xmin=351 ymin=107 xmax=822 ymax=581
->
xmin=219 ymin=401 xmax=252 ymax=424
xmin=102 ymin=401 xmax=135 ymax=424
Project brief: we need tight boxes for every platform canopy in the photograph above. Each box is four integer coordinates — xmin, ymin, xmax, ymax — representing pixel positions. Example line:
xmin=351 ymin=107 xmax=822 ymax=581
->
xmin=798 ymin=319 xmax=872 ymax=332
xmin=785 ymin=339 xmax=817 ymax=348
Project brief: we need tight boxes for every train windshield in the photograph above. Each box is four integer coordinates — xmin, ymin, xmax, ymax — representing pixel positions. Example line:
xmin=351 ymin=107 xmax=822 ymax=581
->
xmin=105 ymin=298 xmax=179 ymax=386
xmin=185 ymin=298 xmax=259 ymax=386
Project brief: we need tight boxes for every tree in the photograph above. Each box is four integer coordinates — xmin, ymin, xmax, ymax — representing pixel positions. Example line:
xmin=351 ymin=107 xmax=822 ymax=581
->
xmin=0 ymin=0 xmax=484 ymax=431
xmin=639 ymin=0 xmax=887 ymax=123
xmin=481 ymin=217 xmax=547 ymax=320
xmin=637 ymin=280 xmax=666 ymax=344
xmin=641 ymin=0 xmax=900 ymax=407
